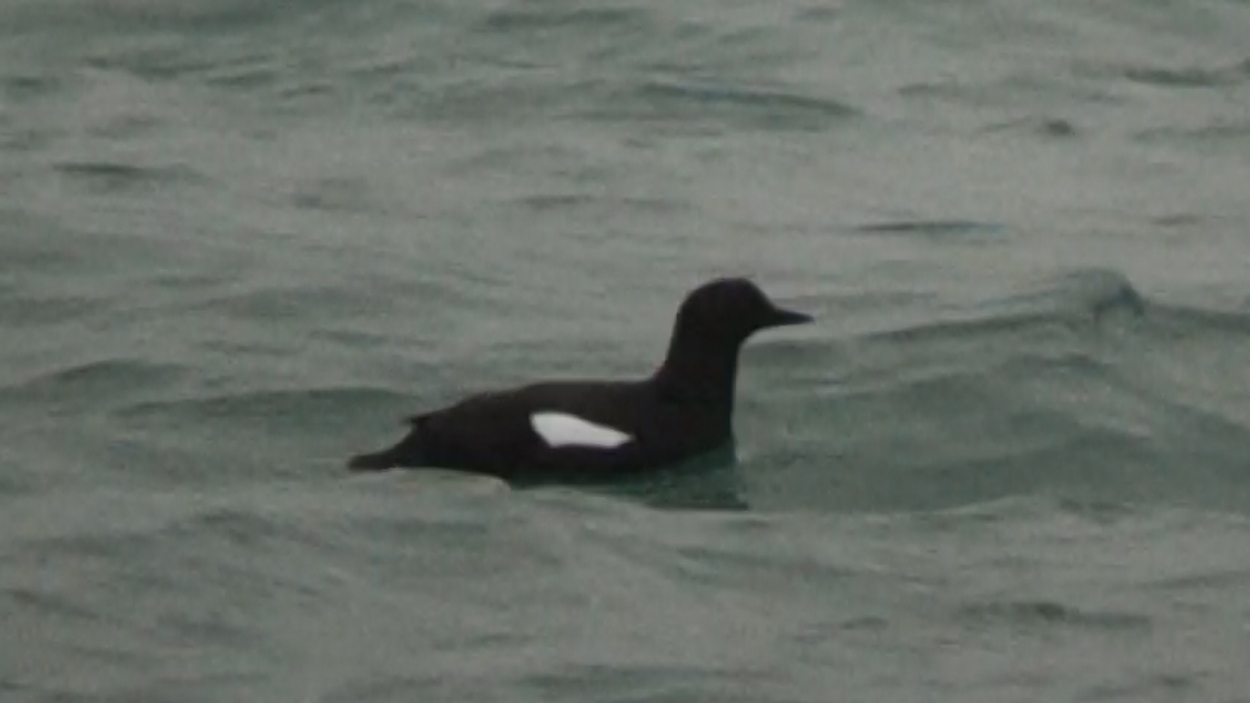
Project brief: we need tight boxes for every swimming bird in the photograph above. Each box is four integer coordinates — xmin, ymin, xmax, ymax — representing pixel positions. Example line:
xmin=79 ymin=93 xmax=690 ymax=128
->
xmin=347 ymin=277 xmax=812 ymax=483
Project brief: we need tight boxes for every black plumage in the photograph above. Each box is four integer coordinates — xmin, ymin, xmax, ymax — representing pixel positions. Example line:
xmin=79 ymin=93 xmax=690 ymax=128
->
xmin=347 ymin=277 xmax=811 ymax=483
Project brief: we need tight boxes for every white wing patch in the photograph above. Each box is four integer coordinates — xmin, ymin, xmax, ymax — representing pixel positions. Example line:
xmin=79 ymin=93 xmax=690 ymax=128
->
xmin=530 ymin=411 xmax=632 ymax=449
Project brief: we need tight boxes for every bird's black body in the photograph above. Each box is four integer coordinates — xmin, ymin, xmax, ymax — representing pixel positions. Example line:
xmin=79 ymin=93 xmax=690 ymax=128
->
xmin=348 ymin=277 xmax=811 ymax=483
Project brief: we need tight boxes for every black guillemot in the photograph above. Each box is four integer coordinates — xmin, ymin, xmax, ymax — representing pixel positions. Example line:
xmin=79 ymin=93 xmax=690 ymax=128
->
xmin=347 ymin=277 xmax=812 ymax=483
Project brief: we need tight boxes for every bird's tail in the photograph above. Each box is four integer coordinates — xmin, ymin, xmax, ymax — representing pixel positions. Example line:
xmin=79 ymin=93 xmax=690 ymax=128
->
xmin=347 ymin=447 xmax=401 ymax=471
xmin=347 ymin=427 xmax=427 ymax=472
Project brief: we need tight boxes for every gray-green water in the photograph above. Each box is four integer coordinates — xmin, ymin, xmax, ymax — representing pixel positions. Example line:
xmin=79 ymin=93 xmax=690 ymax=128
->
xmin=3 ymin=0 xmax=1250 ymax=700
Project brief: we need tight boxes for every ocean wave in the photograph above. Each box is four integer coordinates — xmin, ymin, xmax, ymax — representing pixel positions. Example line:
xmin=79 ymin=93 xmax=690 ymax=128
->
xmin=955 ymin=599 xmax=1152 ymax=632
xmin=53 ymin=160 xmax=206 ymax=194
xmin=0 ymin=358 xmax=184 ymax=408
xmin=858 ymin=269 xmax=1146 ymax=349
xmin=1115 ymin=58 xmax=1250 ymax=89
xmin=477 ymin=6 xmax=652 ymax=33
xmin=116 ymin=386 xmax=418 ymax=425
xmin=854 ymin=219 xmax=1010 ymax=240
xmin=751 ymin=270 xmax=1250 ymax=512
xmin=598 ymin=78 xmax=858 ymax=132
xmin=1133 ymin=120 xmax=1250 ymax=148
xmin=0 ymin=0 xmax=342 ymax=33
xmin=0 ymin=288 xmax=111 ymax=327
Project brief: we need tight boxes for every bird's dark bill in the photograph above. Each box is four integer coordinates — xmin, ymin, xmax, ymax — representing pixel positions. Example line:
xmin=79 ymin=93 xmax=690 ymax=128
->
xmin=766 ymin=306 xmax=814 ymax=327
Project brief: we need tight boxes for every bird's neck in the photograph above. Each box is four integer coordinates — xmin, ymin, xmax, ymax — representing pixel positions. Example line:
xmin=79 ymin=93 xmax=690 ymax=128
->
xmin=652 ymin=331 xmax=742 ymax=413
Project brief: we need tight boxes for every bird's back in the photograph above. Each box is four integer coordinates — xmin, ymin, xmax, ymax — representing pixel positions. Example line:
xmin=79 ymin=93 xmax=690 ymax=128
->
xmin=410 ymin=378 xmax=729 ymax=482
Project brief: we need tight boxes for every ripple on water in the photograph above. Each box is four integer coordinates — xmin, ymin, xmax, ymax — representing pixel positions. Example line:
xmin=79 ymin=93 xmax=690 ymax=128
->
xmin=0 ymin=359 xmax=186 ymax=410
xmin=956 ymin=599 xmax=1153 ymax=633
xmin=52 ymin=160 xmax=207 ymax=195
